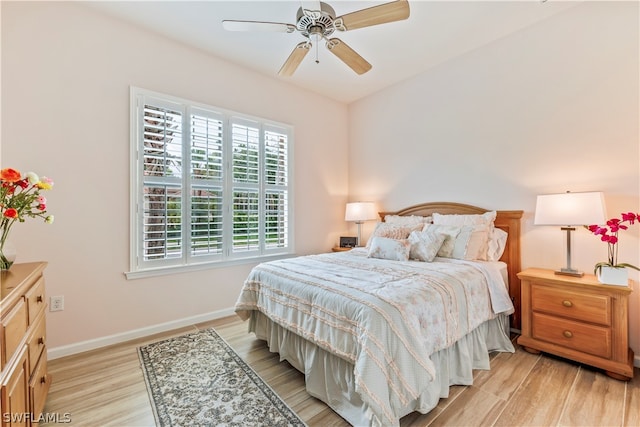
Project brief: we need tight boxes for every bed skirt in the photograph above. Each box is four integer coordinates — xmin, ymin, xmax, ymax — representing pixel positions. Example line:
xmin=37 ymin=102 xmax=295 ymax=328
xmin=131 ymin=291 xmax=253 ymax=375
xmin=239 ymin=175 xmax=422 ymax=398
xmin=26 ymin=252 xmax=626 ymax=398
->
xmin=247 ymin=311 xmax=515 ymax=427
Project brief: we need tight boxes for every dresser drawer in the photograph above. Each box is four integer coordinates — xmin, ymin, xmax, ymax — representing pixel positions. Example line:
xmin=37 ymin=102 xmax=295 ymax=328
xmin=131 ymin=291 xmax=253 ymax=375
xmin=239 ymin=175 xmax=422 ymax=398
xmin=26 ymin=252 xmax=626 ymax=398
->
xmin=2 ymin=297 xmax=28 ymax=370
xmin=1 ymin=346 xmax=30 ymax=427
xmin=532 ymin=312 xmax=611 ymax=359
xmin=531 ymin=283 xmax=611 ymax=326
xmin=25 ymin=276 xmax=46 ymax=325
xmin=29 ymin=349 xmax=51 ymax=421
xmin=27 ymin=312 xmax=47 ymax=376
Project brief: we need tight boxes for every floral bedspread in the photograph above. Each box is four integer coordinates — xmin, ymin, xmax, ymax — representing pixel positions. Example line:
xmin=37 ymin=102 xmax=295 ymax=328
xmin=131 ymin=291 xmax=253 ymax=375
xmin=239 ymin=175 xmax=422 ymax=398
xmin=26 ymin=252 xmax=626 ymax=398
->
xmin=235 ymin=248 xmax=514 ymax=426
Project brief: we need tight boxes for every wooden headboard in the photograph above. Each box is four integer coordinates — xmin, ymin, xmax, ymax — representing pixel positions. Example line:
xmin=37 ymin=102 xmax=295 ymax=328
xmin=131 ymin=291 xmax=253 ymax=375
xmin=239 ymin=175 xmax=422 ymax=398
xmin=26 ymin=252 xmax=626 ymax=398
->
xmin=379 ymin=202 xmax=524 ymax=331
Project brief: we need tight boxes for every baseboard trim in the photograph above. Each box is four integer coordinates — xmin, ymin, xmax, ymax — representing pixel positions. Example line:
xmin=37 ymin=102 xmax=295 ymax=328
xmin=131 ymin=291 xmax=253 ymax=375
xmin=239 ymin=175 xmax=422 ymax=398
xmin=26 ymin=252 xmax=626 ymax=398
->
xmin=47 ymin=307 xmax=236 ymax=360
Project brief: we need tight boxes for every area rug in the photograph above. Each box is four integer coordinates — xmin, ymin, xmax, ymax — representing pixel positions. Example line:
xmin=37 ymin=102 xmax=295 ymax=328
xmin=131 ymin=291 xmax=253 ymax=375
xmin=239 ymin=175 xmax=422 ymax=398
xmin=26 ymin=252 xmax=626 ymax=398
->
xmin=138 ymin=328 xmax=306 ymax=427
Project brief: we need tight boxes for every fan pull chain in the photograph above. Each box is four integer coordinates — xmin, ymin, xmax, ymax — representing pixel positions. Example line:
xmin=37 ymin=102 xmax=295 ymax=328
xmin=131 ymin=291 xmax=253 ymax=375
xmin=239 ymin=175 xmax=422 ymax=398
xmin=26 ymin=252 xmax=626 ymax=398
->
xmin=315 ymin=42 xmax=319 ymax=64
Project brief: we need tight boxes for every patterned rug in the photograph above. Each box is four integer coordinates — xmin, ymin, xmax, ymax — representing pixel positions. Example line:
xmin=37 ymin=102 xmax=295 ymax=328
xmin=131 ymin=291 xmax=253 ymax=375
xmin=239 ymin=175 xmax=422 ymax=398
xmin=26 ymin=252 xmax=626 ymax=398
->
xmin=138 ymin=328 xmax=306 ymax=427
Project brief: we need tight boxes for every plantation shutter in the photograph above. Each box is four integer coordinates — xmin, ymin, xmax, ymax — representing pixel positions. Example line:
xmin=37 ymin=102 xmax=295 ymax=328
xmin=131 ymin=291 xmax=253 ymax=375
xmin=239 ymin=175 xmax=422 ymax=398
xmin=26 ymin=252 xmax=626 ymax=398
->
xmin=141 ymin=101 xmax=184 ymax=263
xmin=231 ymin=121 xmax=261 ymax=253
xmin=264 ymin=128 xmax=288 ymax=249
xmin=190 ymin=109 xmax=225 ymax=258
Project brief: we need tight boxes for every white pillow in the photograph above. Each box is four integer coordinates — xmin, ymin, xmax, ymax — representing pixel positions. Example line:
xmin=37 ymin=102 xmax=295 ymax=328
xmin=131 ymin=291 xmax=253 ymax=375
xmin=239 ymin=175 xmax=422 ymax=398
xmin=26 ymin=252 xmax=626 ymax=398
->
xmin=367 ymin=237 xmax=411 ymax=261
xmin=367 ymin=222 xmax=423 ymax=248
xmin=487 ymin=227 xmax=508 ymax=261
xmin=408 ymin=230 xmax=446 ymax=262
xmin=384 ymin=214 xmax=432 ymax=227
xmin=432 ymin=211 xmax=496 ymax=228
xmin=432 ymin=211 xmax=496 ymax=260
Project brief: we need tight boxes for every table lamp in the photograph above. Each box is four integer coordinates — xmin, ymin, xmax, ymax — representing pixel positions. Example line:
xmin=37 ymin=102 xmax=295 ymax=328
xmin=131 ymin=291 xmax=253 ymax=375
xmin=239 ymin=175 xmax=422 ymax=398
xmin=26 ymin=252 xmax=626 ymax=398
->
xmin=345 ymin=202 xmax=377 ymax=247
xmin=534 ymin=191 xmax=606 ymax=277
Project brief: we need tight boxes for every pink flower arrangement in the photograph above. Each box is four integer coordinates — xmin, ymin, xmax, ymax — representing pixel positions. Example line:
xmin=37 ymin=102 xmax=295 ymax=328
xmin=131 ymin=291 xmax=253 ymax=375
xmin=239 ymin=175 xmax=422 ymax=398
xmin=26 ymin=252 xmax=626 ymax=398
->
xmin=587 ymin=212 xmax=639 ymax=274
xmin=0 ymin=167 xmax=55 ymax=269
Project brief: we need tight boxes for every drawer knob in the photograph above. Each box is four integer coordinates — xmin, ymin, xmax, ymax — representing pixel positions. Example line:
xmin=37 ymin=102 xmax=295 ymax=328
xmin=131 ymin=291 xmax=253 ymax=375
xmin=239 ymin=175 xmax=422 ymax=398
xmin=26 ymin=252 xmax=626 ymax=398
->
xmin=562 ymin=300 xmax=573 ymax=307
xmin=36 ymin=295 xmax=43 ymax=303
xmin=38 ymin=336 xmax=45 ymax=345
xmin=563 ymin=330 xmax=573 ymax=338
xmin=40 ymin=374 xmax=47 ymax=384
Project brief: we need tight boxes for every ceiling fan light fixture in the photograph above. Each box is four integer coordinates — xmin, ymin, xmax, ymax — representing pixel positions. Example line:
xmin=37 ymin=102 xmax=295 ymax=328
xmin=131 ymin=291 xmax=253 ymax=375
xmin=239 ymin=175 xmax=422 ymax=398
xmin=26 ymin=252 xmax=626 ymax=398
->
xmin=308 ymin=25 xmax=326 ymax=42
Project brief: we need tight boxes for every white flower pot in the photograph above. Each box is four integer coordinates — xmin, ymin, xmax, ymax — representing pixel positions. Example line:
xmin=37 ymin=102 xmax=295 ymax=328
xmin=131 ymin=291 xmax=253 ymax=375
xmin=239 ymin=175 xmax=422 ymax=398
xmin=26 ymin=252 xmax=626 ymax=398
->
xmin=596 ymin=266 xmax=629 ymax=286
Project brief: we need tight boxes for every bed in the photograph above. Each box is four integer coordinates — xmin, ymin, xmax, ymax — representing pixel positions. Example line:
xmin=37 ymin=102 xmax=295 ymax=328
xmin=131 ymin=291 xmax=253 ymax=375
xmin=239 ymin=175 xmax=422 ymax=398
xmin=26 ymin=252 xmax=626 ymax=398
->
xmin=235 ymin=202 xmax=523 ymax=426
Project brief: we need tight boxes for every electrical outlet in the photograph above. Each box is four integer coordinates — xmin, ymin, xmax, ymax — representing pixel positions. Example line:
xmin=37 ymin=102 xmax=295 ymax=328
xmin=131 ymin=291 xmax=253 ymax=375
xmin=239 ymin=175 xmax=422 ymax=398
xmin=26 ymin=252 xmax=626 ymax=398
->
xmin=50 ymin=295 xmax=64 ymax=312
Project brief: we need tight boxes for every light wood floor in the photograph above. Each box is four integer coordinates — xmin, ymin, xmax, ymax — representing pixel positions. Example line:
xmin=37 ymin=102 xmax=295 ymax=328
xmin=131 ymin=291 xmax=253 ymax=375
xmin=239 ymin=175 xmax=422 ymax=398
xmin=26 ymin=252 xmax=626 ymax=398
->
xmin=42 ymin=315 xmax=640 ymax=427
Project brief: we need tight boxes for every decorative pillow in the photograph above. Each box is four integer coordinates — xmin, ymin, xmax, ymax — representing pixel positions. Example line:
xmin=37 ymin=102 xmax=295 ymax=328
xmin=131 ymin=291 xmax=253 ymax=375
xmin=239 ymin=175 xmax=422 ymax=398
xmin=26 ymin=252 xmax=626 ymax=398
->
xmin=460 ymin=228 xmax=490 ymax=260
xmin=367 ymin=237 xmax=411 ymax=261
xmin=421 ymin=224 xmax=462 ymax=258
xmin=408 ymin=230 xmax=446 ymax=262
xmin=447 ymin=225 xmax=476 ymax=259
xmin=432 ymin=211 xmax=496 ymax=260
xmin=366 ymin=222 xmax=423 ymax=248
xmin=422 ymin=224 xmax=487 ymax=260
xmin=384 ymin=214 xmax=432 ymax=227
xmin=487 ymin=227 xmax=508 ymax=261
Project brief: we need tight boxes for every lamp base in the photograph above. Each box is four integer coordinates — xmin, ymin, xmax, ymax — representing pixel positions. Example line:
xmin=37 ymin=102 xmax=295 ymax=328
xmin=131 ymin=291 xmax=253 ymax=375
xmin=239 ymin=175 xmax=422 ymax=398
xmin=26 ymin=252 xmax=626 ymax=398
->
xmin=554 ymin=268 xmax=584 ymax=277
xmin=355 ymin=221 xmax=363 ymax=247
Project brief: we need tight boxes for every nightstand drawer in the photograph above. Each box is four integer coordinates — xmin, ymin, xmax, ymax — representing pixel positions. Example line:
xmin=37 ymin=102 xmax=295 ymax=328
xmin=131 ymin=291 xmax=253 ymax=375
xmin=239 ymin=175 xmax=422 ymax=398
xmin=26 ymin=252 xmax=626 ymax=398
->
xmin=531 ymin=283 xmax=611 ymax=326
xmin=532 ymin=312 xmax=611 ymax=359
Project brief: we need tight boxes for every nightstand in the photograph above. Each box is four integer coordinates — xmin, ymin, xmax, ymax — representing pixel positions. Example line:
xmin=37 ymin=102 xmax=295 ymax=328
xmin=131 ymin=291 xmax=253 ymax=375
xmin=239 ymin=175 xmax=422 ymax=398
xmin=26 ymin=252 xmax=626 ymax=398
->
xmin=517 ymin=268 xmax=634 ymax=380
xmin=332 ymin=246 xmax=352 ymax=252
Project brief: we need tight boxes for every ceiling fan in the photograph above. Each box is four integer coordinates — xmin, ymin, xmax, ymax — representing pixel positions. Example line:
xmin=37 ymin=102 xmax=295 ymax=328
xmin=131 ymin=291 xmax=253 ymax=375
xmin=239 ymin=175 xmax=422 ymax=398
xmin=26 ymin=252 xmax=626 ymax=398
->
xmin=222 ymin=0 xmax=410 ymax=77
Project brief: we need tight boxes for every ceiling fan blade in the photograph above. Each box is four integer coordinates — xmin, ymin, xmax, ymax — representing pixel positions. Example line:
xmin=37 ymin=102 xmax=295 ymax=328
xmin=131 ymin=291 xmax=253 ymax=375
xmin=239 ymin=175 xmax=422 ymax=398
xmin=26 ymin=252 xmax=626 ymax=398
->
xmin=334 ymin=0 xmax=410 ymax=31
xmin=326 ymin=38 xmax=372 ymax=75
xmin=278 ymin=42 xmax=311 ymax=77
xmin=222 ymin=20 xmax=296 ymax=33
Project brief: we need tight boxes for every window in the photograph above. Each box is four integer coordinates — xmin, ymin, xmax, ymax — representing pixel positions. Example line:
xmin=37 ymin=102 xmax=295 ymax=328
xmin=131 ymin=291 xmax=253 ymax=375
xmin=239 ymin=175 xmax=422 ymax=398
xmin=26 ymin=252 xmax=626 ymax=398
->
xmin=128 ymin=88 xmax=293 ymax=277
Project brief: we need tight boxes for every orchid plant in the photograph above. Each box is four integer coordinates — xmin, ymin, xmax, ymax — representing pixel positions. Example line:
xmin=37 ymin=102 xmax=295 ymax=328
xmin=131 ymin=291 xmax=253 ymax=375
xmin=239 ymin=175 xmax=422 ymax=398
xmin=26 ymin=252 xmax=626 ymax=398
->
xmin=0 ymin=168 xmax=55 ymax=270
xmin=587 ymin=212 xmax=640 ymax=275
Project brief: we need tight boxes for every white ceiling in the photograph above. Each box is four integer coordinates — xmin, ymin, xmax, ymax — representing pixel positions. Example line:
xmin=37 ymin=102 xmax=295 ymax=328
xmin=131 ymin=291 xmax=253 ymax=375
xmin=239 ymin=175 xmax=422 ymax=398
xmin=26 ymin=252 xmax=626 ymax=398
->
xmin=84 ymin=1 xmax=578 ymax=104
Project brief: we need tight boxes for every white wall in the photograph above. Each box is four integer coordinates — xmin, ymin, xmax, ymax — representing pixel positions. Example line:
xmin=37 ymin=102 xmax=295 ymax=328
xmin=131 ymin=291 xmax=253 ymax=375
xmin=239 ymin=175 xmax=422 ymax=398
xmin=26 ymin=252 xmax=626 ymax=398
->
xmin=348 ymin=2 xmax=640 ymax=355
xmin=1 ymin=2 xmax=349 ymax=351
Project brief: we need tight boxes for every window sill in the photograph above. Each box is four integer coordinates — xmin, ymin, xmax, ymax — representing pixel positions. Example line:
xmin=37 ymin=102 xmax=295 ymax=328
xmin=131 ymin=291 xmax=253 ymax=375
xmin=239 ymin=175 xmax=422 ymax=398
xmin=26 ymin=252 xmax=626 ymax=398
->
xmin=124 ymin=253 xmax=295 ymax=280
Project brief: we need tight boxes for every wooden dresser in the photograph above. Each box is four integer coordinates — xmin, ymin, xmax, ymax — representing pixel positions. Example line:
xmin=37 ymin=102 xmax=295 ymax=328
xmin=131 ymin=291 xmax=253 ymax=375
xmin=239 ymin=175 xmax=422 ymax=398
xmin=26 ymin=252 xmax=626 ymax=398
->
xmin=517 ymin=268 xmax=634 ymax=380
xmin=1 ymin=262 xmax=50 ymax=426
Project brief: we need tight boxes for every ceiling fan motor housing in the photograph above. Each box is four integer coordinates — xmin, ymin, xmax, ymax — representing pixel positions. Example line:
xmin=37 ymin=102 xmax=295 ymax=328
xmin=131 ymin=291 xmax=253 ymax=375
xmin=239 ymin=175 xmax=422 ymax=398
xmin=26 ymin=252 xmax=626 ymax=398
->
xmin=296 ymin=2 xmax=336 ymax=40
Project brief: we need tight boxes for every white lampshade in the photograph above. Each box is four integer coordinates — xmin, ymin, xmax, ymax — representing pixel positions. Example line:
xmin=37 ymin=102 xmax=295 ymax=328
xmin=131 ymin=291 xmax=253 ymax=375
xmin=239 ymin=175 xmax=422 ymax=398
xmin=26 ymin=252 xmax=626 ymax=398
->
xmin=345 ymin=202 xmax=377 ymax=223
xmin=534 ymin=191 xmax=607 ymax=277
xmin=534 ymin=191 xmax=607 ymax=226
